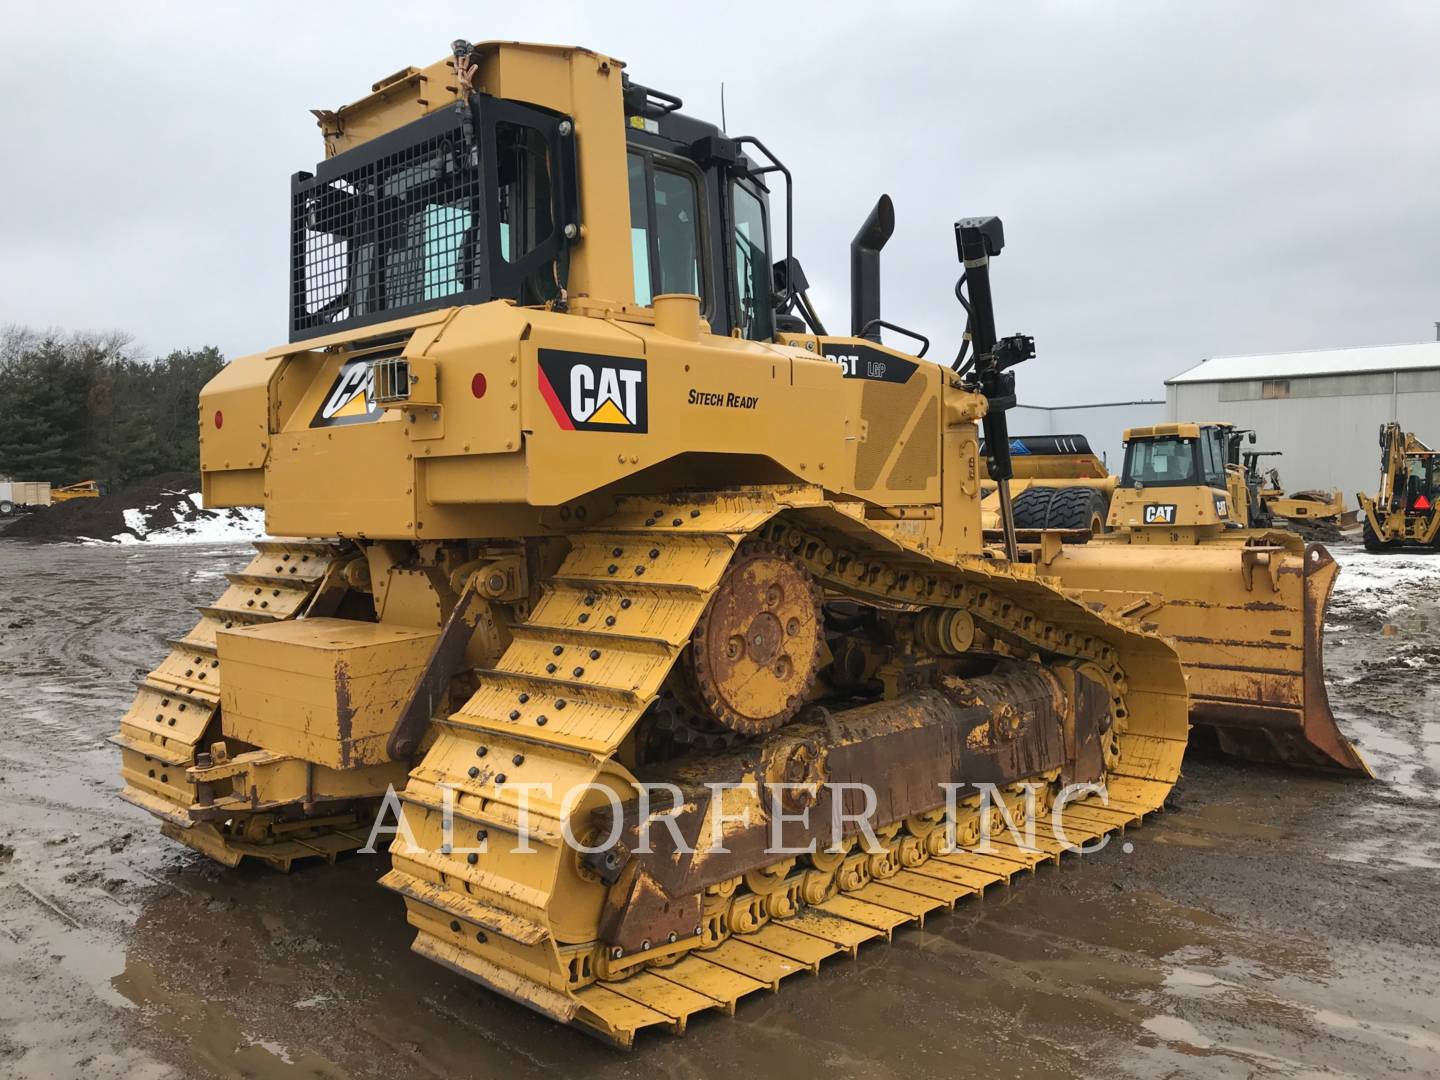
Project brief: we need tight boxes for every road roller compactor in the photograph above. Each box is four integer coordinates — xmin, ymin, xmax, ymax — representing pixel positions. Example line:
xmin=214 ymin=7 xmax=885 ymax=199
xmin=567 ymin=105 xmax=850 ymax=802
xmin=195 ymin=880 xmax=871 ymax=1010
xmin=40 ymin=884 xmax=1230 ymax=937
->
xmin=114 ymin=38 xmax=1313 ymax=1046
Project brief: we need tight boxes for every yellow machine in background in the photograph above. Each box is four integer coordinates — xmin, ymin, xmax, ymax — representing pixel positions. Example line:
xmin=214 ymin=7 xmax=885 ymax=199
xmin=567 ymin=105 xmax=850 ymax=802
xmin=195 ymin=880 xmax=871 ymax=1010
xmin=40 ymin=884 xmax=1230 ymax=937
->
xmin=1357 ymin=422 xmax=1440 ymax=550
xmin=991 ymin=422 xmax=1269 ymax=534
xmin=982 ymin=422 xmax=1368 ymax=774
xmin=981 ymin=434 xmax=1116 ymax=534
xmin=1256 ymin=472 xmax=1351 ymax=540
xmin=52 ymin=480 xmax=101 ymax=502
xmin=111 ymin=39 xmax=1356 ymax=1046
xmin=1235 ymin=444 xmax=1352 ymax=540
xmin=1260 ymin=487 xmax=1350 ymax=534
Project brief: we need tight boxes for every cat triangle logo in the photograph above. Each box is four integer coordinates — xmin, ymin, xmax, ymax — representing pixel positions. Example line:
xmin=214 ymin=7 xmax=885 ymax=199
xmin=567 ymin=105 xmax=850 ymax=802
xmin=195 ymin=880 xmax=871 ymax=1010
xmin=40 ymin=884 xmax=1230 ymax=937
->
xmin=588 ymin=398 xmax=631 ymax=426
xmin=332 ymin=387 xmax=371 ymax=418
xmin=311 ymin=358 xmax=383 ymax=428
xmin=537 ymin=350 xmax=648 ymax=434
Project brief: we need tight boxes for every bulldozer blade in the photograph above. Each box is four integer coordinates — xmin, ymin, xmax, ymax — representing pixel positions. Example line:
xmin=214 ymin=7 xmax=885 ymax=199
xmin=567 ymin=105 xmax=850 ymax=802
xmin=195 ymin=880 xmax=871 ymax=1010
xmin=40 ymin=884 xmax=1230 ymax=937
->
xmin=1048 ymin=541 xmax=1372 ymax=777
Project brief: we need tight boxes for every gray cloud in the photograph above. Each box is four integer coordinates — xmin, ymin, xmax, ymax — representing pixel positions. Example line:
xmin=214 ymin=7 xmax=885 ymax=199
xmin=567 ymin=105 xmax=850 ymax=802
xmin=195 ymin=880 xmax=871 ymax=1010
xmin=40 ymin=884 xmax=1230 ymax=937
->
xmin=2 ymin=1 xmax=1436 ymax=404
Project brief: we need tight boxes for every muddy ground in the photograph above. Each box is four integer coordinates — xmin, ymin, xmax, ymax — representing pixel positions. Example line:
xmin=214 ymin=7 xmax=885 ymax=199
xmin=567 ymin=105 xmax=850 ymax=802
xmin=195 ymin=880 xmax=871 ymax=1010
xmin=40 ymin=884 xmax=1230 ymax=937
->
xmin=0 ymin=540 xmax=1436 ymax=1079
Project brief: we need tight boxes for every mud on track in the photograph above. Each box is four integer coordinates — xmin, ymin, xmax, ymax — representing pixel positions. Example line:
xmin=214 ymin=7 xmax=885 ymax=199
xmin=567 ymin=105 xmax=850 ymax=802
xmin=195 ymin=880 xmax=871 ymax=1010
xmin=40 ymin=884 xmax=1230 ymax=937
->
xmin=1 ymin=540 xmax=1438 ymax=1079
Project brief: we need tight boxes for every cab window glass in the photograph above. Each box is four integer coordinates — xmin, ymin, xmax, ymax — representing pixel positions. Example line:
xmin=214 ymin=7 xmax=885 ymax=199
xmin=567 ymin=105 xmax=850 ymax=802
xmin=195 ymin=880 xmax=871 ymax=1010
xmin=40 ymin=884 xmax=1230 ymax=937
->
xmin=1406 ymin=456 xmax=1439 ymax=506
xmin=1124 ymin=438 xmax=1198 ymax=487
xmin=1198 ymin=430 xmax=1222 ymax=488
xmin=496 ymin=122 xmax=553 ymax=264
xmin=628 ymin=152 xmax=704 ymax=309
xmin=653 ymin=168 xmax=700 ymax=296
xmin=627 ymin=152 xmax=653 ymax=305
xmin=732 ymin=183 xmax=773 ymax=340
xmin=1204 ymin=428 xmax=1229 ymax=487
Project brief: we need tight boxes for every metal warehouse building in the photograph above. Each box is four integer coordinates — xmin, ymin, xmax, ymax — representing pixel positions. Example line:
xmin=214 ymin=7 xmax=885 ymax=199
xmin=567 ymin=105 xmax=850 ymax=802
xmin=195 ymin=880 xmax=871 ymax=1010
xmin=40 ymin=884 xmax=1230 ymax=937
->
xmin=1166 ymin=341 xmax=1440 ymax=499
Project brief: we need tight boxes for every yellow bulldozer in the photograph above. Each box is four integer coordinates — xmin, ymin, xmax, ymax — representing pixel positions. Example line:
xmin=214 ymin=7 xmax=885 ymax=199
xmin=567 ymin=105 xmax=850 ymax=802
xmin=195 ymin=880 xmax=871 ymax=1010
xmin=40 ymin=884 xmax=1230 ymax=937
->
xmin=112 ymin=40 xmax=1359 ymax=1046
xmin=1357 ymin=422 xmax=1440 ymax=550
xmin=984 ymin=422 xmax=1368 ymax=774
xmin=1002 ymin=423 xmax=1350 ymax=540
xmin=1043 ymin=426 xmax=1366 ymax=774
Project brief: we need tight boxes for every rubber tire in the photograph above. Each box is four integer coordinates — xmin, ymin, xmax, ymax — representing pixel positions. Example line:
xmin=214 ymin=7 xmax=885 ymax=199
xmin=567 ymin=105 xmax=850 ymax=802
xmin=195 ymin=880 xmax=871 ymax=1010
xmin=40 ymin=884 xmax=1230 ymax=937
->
xmin=1010 ymin=488 xmax=1054 ymax=530
xmin=1362 ymin=516 xmax=1388 ymax=553
xmin=1011 ymin=487 xmax=1109 ymax=534
xmin=0 ymin=500 xmax=12 ymax=515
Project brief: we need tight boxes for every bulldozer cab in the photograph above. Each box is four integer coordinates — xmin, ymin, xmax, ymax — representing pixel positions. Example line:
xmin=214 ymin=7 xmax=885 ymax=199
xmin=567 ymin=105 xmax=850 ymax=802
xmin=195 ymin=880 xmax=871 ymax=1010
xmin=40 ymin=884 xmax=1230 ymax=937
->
xmin=1108 ymin=422 xmax=1236 ymax=535
xmin=621 ymin=79 xmax=780 ymax=341
xmin=294 ymin=52 xmax=774 ymax=344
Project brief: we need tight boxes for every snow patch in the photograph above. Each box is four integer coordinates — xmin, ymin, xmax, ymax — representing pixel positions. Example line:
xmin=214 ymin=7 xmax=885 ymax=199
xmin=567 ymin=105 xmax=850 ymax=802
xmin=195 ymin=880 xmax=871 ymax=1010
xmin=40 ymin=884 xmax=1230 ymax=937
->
xmin=80 ymin=489 xmax=267 ymax=545
xmin=1329 ymin=547 xmax=1440 ymax=614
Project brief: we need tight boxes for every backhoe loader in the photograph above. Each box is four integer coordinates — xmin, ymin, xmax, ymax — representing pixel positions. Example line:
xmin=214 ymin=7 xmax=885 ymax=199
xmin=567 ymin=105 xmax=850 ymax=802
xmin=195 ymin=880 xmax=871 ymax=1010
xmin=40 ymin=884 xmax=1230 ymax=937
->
xmin=111 ymin=39 xmax=1345 ymax=1046
xmin=1357 ymin=422 xmax=1440 ymax=550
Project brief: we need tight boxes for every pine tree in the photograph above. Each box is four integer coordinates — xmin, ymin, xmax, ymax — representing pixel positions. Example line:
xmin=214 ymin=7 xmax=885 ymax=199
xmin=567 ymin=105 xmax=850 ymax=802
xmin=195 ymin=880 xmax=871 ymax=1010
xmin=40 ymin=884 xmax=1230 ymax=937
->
xmin=0 ymin=327 xmax=225 ymax=488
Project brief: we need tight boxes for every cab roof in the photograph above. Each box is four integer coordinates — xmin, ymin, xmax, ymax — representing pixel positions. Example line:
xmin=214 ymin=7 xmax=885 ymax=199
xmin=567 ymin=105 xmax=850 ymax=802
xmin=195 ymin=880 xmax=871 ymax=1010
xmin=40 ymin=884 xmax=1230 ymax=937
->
xmin=1124 ymin=421 xmax=1238 ymax=441
xmin=311 ymin=40 xmax=625 ymax=158
xmin=1124 ymin=422 xmax=1202 ymax=440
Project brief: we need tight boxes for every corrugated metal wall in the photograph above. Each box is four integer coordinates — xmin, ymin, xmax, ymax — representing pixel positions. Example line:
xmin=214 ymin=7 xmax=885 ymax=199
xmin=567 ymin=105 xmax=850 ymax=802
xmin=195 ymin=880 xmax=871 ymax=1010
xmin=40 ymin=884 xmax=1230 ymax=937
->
xmin=1165 ymin=374 xmax=1440 ymax=497
xmin=1010 ymin=401 xmax=1167 ymax=473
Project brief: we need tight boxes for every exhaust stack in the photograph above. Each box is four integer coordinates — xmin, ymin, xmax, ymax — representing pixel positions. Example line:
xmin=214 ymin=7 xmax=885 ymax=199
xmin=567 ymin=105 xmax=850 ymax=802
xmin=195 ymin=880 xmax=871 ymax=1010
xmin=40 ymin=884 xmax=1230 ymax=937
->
xmin=850 ymin=195 xmax=895 ymax=340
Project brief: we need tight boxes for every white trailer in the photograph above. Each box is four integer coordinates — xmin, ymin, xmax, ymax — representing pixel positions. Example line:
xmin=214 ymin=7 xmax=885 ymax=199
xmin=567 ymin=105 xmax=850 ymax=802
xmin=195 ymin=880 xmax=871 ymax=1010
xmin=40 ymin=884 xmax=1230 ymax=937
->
xmin=0 ymin=480 xmax=52 ymax=514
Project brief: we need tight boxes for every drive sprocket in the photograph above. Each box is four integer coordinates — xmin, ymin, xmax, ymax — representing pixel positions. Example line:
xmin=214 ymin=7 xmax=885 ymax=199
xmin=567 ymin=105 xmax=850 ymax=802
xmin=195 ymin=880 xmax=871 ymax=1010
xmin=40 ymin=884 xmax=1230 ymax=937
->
xmin=682 ymin=539 xmax=822 ymax=736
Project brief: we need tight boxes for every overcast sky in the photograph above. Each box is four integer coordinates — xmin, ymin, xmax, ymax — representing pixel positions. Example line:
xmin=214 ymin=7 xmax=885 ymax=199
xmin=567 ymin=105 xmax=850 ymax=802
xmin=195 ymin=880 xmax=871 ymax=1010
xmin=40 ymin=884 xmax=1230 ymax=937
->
xmin=2 ymin=2 xmax=1437 ymax=404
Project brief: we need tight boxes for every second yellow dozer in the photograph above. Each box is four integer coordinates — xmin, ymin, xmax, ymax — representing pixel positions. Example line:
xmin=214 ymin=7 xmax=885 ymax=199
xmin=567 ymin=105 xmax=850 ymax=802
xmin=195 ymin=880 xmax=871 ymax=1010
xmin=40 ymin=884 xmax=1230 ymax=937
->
xmin=114 ymin=40 xmax=1195 ymax=1046
xmin=984 ymin=422 xmax=1369 ymax=775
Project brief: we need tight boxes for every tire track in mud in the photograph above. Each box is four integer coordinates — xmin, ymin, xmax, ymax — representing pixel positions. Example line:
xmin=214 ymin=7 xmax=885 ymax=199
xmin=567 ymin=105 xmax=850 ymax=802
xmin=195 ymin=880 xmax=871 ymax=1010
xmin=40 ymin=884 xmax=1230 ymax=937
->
xmin=0 ymin=542 xmax=262 ymax=1079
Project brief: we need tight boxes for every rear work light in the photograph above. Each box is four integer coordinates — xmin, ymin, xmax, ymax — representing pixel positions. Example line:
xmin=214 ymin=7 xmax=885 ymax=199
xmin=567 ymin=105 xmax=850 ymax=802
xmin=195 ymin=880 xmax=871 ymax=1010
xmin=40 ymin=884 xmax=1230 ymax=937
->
xmin=370 ymin=353 xmax=438 ymax=408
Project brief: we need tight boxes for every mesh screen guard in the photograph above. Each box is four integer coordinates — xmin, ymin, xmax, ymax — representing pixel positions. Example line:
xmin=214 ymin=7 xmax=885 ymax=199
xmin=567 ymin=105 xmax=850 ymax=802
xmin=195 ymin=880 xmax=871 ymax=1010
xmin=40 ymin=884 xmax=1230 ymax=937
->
xmin=292 ymin=108 xmax=488 ymax=340
xmin=289 ymin=98 xmax=578 ymax=342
